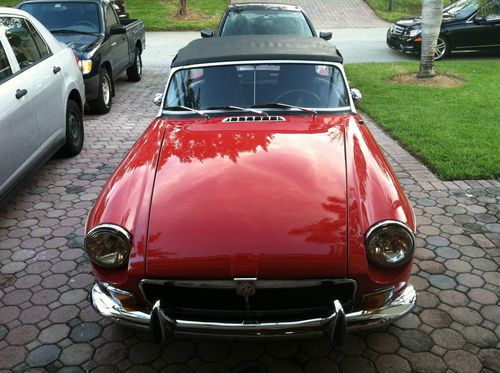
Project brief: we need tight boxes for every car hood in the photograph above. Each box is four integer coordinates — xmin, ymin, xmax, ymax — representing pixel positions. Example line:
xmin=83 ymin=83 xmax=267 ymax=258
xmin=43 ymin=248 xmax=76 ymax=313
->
xmin=146 ymin=115 xmax=350 ymax=278
xmin=395 ymin=14 xmax=458 ymax=28
xmin=52 ymin=33 xmax=100 ymax=56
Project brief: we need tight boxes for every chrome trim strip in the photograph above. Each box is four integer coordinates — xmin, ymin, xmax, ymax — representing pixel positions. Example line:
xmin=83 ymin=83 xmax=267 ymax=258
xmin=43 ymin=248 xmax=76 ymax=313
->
xmin=456 ymin=44 xmax=500 ymax=49
xmin=365 ymin=219 xmax=414 ymax=241
xmin=466 ymin=11 xmax=478 ymax=23
xmin=86 ymin=223 xmax=132 ymax=242
xmin=163 ymin=107 xmax=351 ymax=116
xmin=91 ymin=282 xmax=416 ymax=336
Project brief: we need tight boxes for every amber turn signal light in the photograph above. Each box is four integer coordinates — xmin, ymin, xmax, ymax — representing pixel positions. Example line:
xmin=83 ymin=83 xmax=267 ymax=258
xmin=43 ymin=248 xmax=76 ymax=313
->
xmin=361 ymin=288 xmax=394 ymax=310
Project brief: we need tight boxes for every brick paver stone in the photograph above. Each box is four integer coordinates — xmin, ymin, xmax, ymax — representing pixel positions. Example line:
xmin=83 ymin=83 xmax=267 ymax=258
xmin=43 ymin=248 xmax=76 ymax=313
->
xmin=0 ymin=62 xmax=498 ymax=371
xmin=233 ymin=0 xmax=388 ymax=28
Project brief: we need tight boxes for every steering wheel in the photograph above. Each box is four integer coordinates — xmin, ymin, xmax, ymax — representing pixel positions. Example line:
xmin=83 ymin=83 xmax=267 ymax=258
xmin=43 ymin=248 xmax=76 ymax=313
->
xmin=74 ymin=20 xmax=97 ymax=29
xmin=275 ymin=89 xmax=322 ymax=107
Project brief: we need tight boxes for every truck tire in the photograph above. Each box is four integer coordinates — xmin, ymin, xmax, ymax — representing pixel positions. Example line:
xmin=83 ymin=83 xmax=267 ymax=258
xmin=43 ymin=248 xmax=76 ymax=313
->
xmin=127 ymin=47 xmax=142 ymax=82
xmin=59 ymin=99 xmax=84 ymax=157
xmin=89 ymin=67 xmax=112 ymax=114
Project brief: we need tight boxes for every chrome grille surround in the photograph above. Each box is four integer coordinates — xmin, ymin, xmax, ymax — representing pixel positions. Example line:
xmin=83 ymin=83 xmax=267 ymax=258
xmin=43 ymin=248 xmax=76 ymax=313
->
xmin=139 ymin=278 xmax=358 ymax=323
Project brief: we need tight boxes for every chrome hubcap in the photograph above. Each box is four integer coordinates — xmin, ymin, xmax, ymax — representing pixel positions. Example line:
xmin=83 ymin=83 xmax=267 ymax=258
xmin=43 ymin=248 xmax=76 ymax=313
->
xmin=102 ymin=76 xmax=110 ymax=105
xmin=435 ymin=38 xmax=446 ymax=59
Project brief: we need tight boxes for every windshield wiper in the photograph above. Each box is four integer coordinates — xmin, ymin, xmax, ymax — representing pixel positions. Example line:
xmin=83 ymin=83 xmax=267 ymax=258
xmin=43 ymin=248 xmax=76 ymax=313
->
xmin=206 ymin=106 xmax=266 ymax=116
xmin=164 ymin=105 xmax=210 ymax=119
xmin=252 ymin=102 xmax=317 ymax=118
xmin=50 ymin=29 xmax=97 ymax=35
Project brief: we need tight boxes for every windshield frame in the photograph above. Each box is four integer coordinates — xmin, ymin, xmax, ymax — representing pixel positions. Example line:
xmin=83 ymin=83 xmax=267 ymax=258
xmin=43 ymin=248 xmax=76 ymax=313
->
xmin=160 ymin=60 xmax=355 ymax=117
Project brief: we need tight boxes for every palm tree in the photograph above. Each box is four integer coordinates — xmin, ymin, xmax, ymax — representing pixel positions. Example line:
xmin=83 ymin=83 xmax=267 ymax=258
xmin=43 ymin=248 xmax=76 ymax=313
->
xmin=417 ymin=0 xmax=443 ymax=78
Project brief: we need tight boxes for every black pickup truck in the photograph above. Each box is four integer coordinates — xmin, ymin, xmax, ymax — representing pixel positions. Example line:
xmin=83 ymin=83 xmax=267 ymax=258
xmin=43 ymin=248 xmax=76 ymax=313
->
xmin=18 ymin=0 xmax=146 ymax=114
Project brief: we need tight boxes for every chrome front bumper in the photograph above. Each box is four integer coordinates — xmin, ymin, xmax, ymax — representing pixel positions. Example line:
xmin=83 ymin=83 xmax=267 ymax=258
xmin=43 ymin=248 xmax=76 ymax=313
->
xmin=91 ymin=282 xmax=416 ymax=341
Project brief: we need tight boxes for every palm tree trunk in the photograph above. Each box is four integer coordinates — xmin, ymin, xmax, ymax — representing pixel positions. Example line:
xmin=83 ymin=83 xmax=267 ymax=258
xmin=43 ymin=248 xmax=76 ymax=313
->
xmin=417 ymin=0 xmax=443 ymax=78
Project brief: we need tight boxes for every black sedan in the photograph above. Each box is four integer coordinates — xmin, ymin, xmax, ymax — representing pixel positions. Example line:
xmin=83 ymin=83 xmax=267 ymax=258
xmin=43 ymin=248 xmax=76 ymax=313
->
xmin=387 ymin=0 xmax=500 ymax=59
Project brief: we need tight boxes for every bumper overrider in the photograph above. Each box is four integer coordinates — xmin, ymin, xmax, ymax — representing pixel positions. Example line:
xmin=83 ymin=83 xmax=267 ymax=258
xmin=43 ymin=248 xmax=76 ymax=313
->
xmin=91 ymin=281 xmax=416 ymax=345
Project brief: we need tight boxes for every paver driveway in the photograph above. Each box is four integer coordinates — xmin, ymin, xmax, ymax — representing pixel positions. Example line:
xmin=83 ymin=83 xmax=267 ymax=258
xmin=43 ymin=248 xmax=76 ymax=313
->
xmin=0 ymin=67 xmax=498 ymax=372
xmin=233 ymin=0 xmax=388 ymax=28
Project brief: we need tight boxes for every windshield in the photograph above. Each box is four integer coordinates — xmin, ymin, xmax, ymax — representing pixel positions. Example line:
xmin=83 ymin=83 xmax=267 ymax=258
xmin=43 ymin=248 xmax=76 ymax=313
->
xmin=20 ymin=2 xmax=101 ymax=33
xmin=221 ymin=9 xmax=313 ymax=36
xmin=443 ymin=0 xmax=478 ymax=18
xmin=165 ymin=63 xmax=350 ymax=111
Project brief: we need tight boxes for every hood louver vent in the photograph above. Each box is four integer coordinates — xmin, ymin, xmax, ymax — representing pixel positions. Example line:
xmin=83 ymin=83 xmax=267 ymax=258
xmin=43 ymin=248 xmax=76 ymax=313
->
xmin=222 ymin=116 xmax=286 ymax=123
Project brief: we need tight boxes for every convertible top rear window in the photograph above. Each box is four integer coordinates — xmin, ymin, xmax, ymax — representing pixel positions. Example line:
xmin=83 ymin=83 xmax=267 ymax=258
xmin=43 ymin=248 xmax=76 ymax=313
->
xmin=165 ymin=63 xmax=350 ymax=110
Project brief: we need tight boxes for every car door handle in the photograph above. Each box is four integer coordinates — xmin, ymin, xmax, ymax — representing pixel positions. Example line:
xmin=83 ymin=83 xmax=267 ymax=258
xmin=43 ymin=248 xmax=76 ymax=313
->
xmin=16 ymin=89 xmax=28 ymax=99
xmin=53 ymin=66 xmax=61 ymax=74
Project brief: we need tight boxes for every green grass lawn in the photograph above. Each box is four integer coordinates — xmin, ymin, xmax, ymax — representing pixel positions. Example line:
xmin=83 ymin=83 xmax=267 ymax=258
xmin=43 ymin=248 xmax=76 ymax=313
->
xmin=345 ymin=61 xmax=500 ymax=181
xmin=365 ymin=0 xmax=453 ymax=22
xmin=127 ymin=0 xmax=227 ymax=31
xmin=0 ymin=0 xmax=227 ymax=30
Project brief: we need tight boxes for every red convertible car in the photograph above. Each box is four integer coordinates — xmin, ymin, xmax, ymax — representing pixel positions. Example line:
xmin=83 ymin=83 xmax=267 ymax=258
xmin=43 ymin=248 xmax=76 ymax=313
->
xmin=85 ymin=36 xmax=416 ymax=345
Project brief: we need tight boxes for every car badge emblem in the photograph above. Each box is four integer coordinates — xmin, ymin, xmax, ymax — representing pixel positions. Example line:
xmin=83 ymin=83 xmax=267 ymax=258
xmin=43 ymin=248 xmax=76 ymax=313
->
xmin=235 ymin=278 xmax=257 ymax=310
xmin=235 ymin=279 xmax=256 ymax=297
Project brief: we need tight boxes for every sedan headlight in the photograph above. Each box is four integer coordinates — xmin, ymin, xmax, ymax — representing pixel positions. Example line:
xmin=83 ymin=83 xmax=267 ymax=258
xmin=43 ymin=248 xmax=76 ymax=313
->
xmin=84 ymin=224 xmax=131 ymax=268
xmin=365 ymin=221 xmax=415 ymax=268
xmin=407 ymin=28 xmax=421 ymax=38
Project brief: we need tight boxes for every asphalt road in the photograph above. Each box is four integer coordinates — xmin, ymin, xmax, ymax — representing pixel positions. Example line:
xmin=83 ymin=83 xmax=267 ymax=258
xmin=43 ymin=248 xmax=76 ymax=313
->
xmin=141 ymin=28 xmax=414 ymax=69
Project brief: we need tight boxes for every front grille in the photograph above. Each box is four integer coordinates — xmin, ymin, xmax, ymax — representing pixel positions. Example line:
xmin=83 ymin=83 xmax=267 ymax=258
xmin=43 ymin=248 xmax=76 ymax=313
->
xmin=391 ymin=25 xmax=406 ymax=36
xmin=140 ymin=279 xmax=356 ymax=322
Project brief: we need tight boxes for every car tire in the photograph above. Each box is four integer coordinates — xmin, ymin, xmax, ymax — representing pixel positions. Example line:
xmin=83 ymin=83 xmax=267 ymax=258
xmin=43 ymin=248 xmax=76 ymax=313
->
xmin=127 ymin=47 xmax=142 ymax=82
xmin=89 ymin=67 xmax=112 ymax=114
xmin=59 ymin=99 xmax=84 ymax=158
xmin=434 ymin=35 xmax=450 ymax=61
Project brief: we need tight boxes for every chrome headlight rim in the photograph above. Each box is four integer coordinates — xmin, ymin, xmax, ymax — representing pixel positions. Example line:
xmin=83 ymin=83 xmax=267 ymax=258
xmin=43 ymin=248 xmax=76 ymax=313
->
xmin=365 ymin=220 xmax=415 ymax=268
xmin=84 ymin=224 xmax=132 ymax=269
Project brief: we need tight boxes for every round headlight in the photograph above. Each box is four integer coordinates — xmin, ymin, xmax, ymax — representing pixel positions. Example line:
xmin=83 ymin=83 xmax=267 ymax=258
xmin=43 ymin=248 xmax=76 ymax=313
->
xmin=84 ymin=224 xmax=131 ymax=268
xmin=365 ymin=221 xmax=415 ymax=268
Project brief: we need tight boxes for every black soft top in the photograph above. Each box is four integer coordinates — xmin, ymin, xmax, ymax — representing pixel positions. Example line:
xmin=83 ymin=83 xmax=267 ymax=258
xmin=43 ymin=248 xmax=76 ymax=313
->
xmin=171 ymin=36 xmax=343 ymax=67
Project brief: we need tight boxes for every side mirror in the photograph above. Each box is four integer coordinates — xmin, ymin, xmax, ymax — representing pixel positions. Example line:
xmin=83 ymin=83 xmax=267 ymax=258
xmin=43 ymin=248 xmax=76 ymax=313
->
xmin=153 ymin=93 xmax=163 ymax=107
xmin=351 ymin=88 xmax=362 ymax=102
xmin=319 ymin=31 xmax=332 ymax=41
xmin=473 ymin=16 xmax=487 ymax=25
xmin=110 ymin=25 xmax=126 ymax=35
xmin=200 ymin=29 xmax=214 ymax=38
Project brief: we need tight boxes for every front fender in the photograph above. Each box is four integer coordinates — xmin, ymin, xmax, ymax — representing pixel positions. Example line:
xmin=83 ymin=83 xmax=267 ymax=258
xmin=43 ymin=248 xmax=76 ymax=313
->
xmin=85 ymin=118 xmax=166 ymax=296
xmin=345 ymin=116 xmax=416 ymax=301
